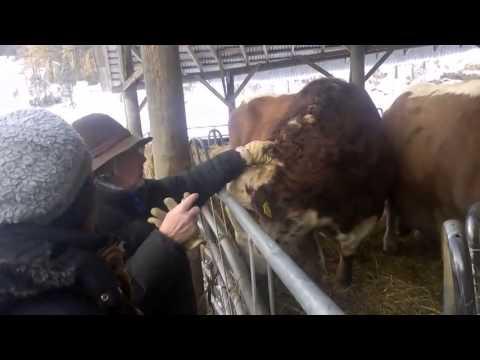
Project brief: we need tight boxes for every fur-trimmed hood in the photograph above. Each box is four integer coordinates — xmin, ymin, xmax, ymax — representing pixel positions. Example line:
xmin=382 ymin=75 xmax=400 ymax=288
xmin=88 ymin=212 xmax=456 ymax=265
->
xmin=0 ymin=224 xmax=126 ymax=314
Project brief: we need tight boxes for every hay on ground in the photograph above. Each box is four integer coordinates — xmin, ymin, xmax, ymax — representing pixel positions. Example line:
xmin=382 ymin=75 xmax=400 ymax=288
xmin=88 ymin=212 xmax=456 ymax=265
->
xmin=273 ymin=223 xmax=443 ymax=315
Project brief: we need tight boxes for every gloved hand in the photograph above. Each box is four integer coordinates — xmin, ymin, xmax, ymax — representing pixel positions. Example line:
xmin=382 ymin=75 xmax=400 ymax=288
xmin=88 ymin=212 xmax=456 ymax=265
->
xmin=147 ymin=193 xmax=204 ymax=250
xmin=235 ymin=140 xmax=274 ymax=166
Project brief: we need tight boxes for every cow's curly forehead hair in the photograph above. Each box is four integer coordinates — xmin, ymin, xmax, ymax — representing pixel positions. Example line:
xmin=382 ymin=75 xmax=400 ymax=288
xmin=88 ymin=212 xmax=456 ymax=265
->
xmin=252 ymin=78 xmax=392 ymax=232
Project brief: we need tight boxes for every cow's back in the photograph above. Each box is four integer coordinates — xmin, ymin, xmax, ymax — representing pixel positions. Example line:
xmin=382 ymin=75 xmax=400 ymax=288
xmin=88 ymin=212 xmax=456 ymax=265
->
xmin=384 ymin=80 xmax=480 ymax=238
xmin=229 ymin=94 xmax=300 ymax=148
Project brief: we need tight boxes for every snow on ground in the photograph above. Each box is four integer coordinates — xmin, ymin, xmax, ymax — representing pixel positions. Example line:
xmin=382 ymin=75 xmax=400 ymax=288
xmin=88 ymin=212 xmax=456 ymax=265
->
xmin=1 ymin=45 xmax=479 ymax=139
xmin=0 ymin=57 xmax=31 ymax=114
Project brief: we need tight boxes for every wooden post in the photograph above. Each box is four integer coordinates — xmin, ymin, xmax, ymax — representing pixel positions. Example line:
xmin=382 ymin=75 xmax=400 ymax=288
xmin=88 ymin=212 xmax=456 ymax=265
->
xmin=350 ymin=45 xmax=365 ymax=88
xmin=142 ymin=45 xmax=205 ymax=313
xmin=121 ymin=45 xmax=143 ymax=138
xmin=225 ymin=72 xmax=236 ymax=113
xmin=142 ymin=45 xmax=190 ymax=177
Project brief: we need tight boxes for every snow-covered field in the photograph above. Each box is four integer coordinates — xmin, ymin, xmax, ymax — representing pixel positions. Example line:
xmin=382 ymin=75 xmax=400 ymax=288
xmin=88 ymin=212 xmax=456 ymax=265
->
xmin=1 ymin=45 xmax=479 ymax=138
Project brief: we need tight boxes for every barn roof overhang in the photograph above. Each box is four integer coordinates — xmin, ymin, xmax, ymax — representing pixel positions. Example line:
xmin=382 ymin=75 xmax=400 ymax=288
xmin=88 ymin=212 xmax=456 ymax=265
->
xmin=100 ymin=45 xmax=424 ymax=93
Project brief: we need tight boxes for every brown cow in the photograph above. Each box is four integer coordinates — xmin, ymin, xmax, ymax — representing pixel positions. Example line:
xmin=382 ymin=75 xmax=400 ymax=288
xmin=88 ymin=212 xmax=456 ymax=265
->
xmin=226 ymin=78 xmax=394 ymax=286
xmin=383 ymin=80 xmax=480 ymax=253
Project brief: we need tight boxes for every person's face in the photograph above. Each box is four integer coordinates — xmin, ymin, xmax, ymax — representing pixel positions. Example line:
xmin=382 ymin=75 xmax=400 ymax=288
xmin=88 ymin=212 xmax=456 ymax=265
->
xmin=111 ymin=145 xmax=146 ymax=190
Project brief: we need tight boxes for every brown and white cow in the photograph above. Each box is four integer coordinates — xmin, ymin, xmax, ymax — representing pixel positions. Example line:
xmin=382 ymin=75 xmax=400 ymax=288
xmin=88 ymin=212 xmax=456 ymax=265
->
xmin=226 ymin=78 xmax=394 ymax=287
xmin=382 ymin=80 xmax=480 ymax=253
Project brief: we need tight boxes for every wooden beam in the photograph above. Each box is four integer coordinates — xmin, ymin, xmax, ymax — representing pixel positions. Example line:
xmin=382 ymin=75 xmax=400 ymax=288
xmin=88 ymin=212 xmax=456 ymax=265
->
xmin=139 ymin=96 xmax=147 ymax=111
xmin=263 ymin=45 xmax=269 ymax=62
xmin=122 ymin=65 xmax=144 ymax=92
xmin=225 ymin=72 xmax=235 ymax=113
xmin=132 ymin=47 xmax=142 ymax=62
xmin=120 ymin=45 xmax=142 ymax=137
xmin=291 ymin=45 xmax=295 ymax=57
xmin=208 ymin=45 xmax=226 ymax=96
xmin=195 ymin=75 xmax=229 ymax=107
xmin=364 ymin=49 xmax=394 ymax=81
xmin=102 ymin=46 xmax=113 ymax=90
xmin=186 ymin=45 xmax=204 ymax=73
xmin=343 ymin=45 xmax=350 ymax=53
xmin=234 ymin=64 xmax=261 ymax=99
xmin=119 ymin=45 xmax=128 ymax=81
xmin=239 ymin=45 xmax=249 ymax=66
xmin=306 ymin=61 xmax=334 ymax=78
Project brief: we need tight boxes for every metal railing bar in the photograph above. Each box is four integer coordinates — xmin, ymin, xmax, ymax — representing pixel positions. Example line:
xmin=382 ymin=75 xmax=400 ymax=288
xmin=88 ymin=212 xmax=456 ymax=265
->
xmin=219 ymin=190 xmax=344 ymax=315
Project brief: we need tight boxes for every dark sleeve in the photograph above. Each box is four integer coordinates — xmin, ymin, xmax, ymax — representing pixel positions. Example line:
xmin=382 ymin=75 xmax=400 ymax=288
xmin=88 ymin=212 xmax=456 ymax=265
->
xmin=95 ymin=203 xmax=155 ymax=257
xmin=126 ymin=230 xmax=197 ymax=314
xmin=145 ymin=149 xmax=246 ymax=207
xmin=126 ymin=230 xmax=188 ymax=295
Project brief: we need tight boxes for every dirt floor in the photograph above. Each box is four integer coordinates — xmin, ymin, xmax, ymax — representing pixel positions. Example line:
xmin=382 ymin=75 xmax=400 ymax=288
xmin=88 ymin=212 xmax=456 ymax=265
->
xmin=275 ymin=224 xmax=443 ymax=315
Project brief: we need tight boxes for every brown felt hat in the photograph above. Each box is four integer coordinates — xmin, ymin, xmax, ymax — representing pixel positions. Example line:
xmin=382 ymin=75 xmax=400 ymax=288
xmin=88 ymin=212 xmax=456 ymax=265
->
xmin=72 ymin=113 xmax=152 ymax=171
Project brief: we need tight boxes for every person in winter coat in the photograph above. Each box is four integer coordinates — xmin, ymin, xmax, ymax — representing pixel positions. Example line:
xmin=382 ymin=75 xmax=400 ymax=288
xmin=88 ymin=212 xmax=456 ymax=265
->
xmin=72 ymin=113 xmax=273 ymax=315
xmin=0 ymin=109 xmax=139 ymax=314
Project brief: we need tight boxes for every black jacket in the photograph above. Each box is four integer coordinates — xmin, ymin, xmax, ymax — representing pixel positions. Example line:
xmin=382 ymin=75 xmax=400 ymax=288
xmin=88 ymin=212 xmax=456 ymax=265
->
xmin=95 ymin=149 xmax=246 ymax=255
xmin=0 ymin=224 xmax=134 ymax=315
xmin=0 ymin=151 xmax=244 ymax=315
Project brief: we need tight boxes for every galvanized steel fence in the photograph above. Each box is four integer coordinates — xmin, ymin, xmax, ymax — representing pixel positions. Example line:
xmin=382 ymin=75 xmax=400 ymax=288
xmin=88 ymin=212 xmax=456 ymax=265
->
xmin=190 ymin=130 xmax=343 ymax=315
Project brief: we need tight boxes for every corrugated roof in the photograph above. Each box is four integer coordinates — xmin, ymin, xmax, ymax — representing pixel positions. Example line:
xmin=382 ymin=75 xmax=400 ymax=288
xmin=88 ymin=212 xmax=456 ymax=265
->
xmin=101 ymin=45 xmax=424 ymax=92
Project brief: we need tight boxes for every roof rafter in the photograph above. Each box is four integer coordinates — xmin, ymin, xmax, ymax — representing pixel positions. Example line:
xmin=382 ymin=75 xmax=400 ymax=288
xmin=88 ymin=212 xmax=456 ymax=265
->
xmin=239 ymin=45 xmax=249 ymax=66
xmin=207 ymin=45 xmax=226 ymax=96
xmin=186 ymin=45 xmax=204 ymax=73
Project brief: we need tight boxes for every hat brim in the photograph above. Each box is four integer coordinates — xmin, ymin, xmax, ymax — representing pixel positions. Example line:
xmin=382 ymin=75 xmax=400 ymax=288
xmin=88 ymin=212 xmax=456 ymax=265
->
xmin=92 ymin=135 xmax=153 ymax=171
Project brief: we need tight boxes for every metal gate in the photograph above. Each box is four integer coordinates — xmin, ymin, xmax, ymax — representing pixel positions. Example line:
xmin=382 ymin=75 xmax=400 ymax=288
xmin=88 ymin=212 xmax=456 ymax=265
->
xmin=190 ymin=131 xmax=343 ymax=315
xmin=442 ymin=202 xmax=480 ymax=314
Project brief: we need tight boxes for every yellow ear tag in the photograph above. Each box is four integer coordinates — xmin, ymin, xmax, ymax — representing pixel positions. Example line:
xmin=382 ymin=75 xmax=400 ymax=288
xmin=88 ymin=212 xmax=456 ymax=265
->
xmin=262 ymin=201 xmax=272 ymax=218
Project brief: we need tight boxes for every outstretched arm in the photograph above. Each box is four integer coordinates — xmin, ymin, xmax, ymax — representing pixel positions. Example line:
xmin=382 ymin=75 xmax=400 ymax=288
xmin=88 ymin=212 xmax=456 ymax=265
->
xmin=146 ymin=149 xmax=246 ymax=207
xmin=144 ymin=140 xmax=273 ymax=208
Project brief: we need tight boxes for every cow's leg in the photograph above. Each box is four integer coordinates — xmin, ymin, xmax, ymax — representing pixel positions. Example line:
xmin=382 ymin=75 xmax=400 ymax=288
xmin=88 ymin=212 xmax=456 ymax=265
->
xmin=382 ymin=199 xmax=399 ymax=254
xmin=335 ymin=216 xmax=378 ymax=288
xmin=336 ymin=253 xmax=354 ymax=288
